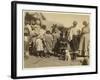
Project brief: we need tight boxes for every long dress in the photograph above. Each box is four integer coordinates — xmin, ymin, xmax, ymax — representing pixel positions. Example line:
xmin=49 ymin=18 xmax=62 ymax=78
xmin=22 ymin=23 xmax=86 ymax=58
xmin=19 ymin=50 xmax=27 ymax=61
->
xmin=44 ymin=33 xmax=53 ymax=53
xmin=79 ymin=26 xmax=90 ymax=56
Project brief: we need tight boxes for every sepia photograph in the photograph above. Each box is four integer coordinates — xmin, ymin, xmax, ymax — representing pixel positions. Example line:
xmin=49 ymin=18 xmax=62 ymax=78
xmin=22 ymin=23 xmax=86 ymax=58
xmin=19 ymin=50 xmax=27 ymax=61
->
xmin=23 ymin=11 xmax=90 ymax=68
xmin=11 ymin=1 xmax=97 ymax=79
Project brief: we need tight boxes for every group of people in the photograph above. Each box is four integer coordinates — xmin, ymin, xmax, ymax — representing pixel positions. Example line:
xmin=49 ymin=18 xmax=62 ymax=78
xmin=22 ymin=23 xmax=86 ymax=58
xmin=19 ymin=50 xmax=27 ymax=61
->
xmin=24 ymin=12 xmax=90 ymax=62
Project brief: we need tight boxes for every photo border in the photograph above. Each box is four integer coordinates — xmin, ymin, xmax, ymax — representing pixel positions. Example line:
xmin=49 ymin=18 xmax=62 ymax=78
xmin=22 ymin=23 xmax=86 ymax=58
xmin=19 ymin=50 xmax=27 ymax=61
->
xmin=11 ymin=1 xmax=98 ymax=79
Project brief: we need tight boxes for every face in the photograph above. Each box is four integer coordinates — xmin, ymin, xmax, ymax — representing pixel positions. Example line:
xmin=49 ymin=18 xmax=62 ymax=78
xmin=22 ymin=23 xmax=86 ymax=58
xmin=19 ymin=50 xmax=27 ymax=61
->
xmin=73 ymin=21 xmax=77 ymax=27
xmin=83 ymin=21 xmax=88 ymax=26
xmin=31 ymin=20 xmax=35 ymax=25
xmin=36 ymin=20 xmax=41 ymax=25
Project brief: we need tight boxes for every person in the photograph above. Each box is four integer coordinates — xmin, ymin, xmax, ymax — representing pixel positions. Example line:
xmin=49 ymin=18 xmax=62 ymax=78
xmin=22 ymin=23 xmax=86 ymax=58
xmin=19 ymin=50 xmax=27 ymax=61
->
xmin=33 ymin=19 xmax=41 ymax=34
xmin=29 ymin=20 xmax=36 ymax=56
xmin=33 ymin=18 xmax=47 ymax=57
xmin=37 ymin=25 xmax=46 ymax=57
xmin=35 ymin=19 xmax=41 ymax=26
xmin=65 ymin=29 xmax=71 ymax=61
xmin=43 ymin=30 xmax=53 ymax=57
xmin=35 ymin=36 xmax=44 ymax=57
xmin=31 ymin=22 xmax=46 ymax=57
xmin=25 ymin=22 xmax=32 ymax=33
xmin=68 ymin=21 xmax=81 ymax=60
xmin=79 ymin=21 xmax=90 ymax=57
xmin=29 ymin=25 xmax=38 ymax=56
xmin=52 ymin=26 xmax=60 ymax=56
xmin=24 ymin=24 xmax=30 ymax=58
xmin=38 ymin=25 xmax=46 ymax=39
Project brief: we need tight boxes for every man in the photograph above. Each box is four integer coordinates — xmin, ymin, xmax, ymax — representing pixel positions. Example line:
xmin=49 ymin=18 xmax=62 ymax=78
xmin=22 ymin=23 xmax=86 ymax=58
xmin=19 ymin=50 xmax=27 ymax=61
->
xmin=68 ymin=21 xmax=81 ymax=60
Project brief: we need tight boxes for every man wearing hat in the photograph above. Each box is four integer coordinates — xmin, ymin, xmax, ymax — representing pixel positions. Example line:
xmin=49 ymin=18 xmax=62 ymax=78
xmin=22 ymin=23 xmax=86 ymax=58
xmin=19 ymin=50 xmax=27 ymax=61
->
xmin=68 ymin=21 xmax=80 ymax=60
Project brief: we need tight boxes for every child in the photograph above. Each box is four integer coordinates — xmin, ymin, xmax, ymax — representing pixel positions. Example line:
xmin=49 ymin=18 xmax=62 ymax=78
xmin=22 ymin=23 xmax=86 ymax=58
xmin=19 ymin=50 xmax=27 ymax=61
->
xmin=35 ymin=36 xmax=44 ymax=57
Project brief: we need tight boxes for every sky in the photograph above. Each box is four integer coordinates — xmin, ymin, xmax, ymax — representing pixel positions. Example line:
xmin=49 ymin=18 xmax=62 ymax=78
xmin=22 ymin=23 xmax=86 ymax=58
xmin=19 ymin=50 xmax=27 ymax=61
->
xmin=42 ymin=11 xmax=90 ymax=29
xmin=24 ymin=10 xmax=90 ymax=30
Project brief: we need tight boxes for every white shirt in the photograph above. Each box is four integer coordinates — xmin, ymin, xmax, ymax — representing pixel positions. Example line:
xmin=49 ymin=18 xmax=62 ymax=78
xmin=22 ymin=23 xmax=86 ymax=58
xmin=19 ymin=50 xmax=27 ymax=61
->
xmin=68 ymin=26 xmax=81 ymax=41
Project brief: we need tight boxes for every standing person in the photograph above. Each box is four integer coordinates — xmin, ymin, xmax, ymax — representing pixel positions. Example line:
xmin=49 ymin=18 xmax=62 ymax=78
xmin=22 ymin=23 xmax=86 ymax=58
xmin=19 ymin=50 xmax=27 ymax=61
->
xmin=24 ymin=24 xmax=30 ymax=58
xmin=44 ymin=30 xmax=53 ymax=57
xmin=37 ymin=25 xmax=46 ymax=57
xmin=30 ymin=26 xmax=38 ymax=56
xmin=35 ymin=36 xmax=44 ymax=57
xmin=33 ymin=19 xmax=45 ymax=57
xmin=79 ymin=21 xmax=90 ymax=57
xmin=68 ymin=21 xmax=80 ymax=60
xmin=52 ymin=27 xmax=60 ymax=56
xmin=30 ymin=18 xmax=41 ymax=57
xmin=29 ymin=20 xmax=36 ymax=56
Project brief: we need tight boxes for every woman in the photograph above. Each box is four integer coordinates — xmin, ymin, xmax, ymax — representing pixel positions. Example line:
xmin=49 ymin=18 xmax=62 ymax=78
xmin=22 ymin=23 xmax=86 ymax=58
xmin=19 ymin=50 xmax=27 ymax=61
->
xmin=79 ymin=21 xmax=90 ymax=57
xmin=44 ymin=30 xmax=53 ymax=57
